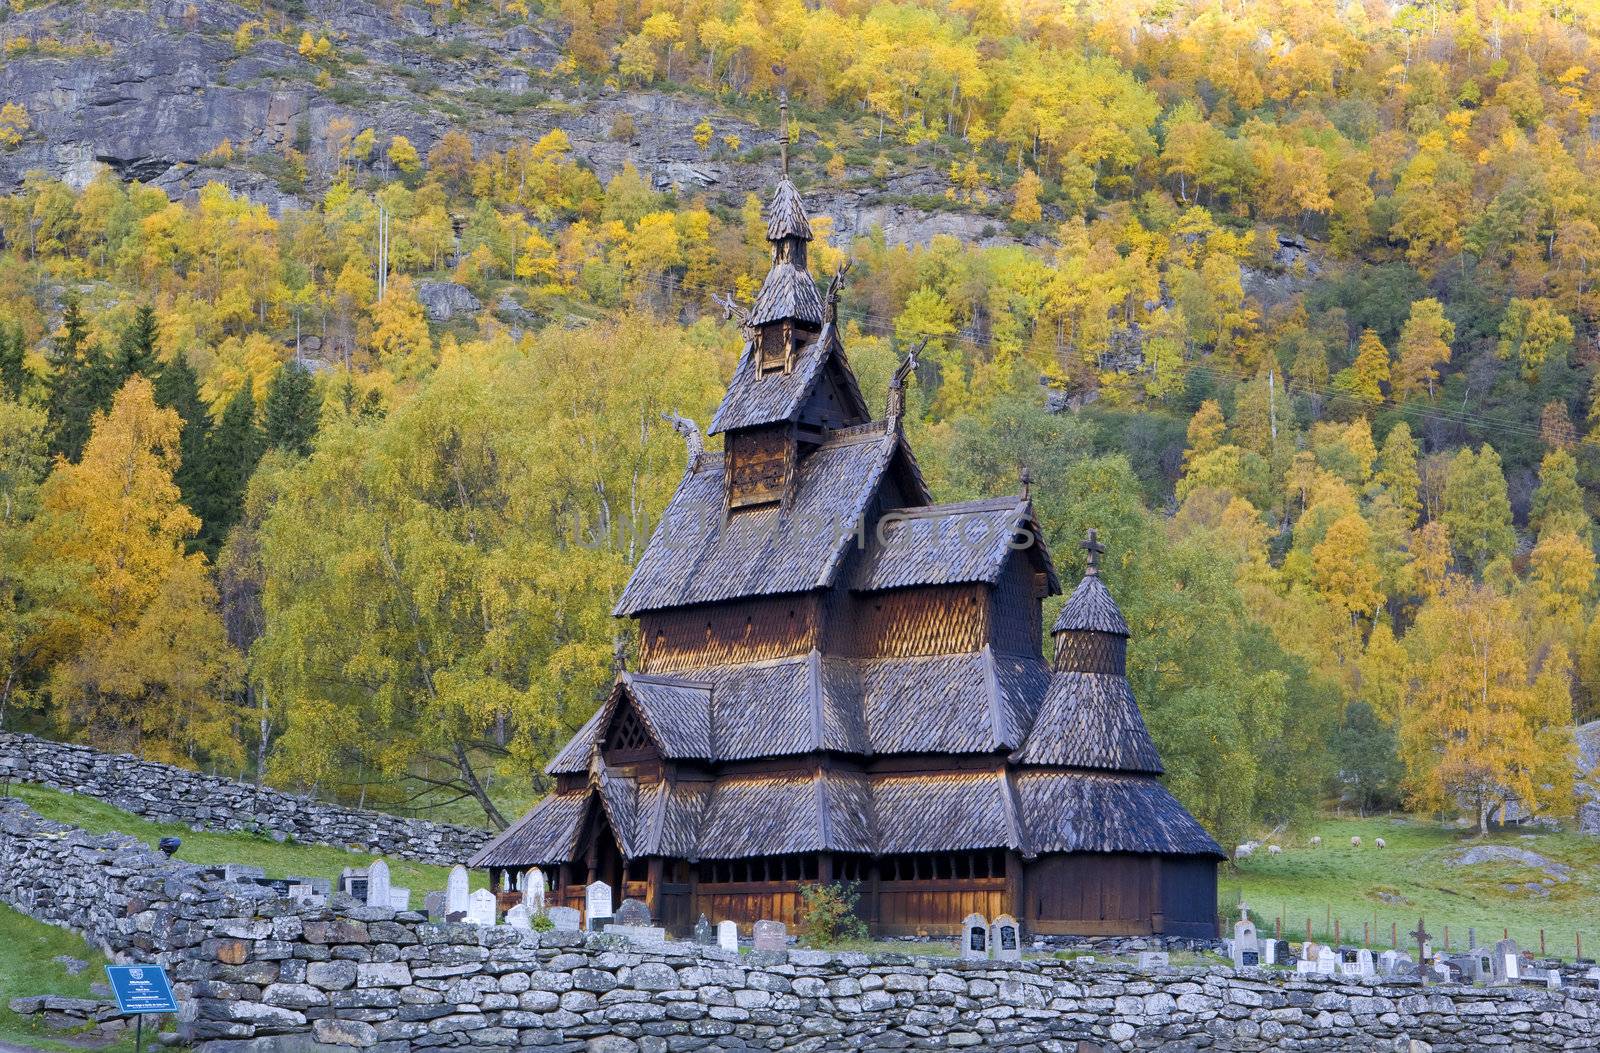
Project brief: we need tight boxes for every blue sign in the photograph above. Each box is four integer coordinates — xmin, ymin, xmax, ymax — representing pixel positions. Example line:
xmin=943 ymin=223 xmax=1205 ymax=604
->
xmin=104 ymin=965 xmax=178 ymax=1014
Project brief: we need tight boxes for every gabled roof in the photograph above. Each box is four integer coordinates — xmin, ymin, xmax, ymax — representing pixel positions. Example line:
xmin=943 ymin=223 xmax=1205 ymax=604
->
xmin=708 ymin=325 xmax=871 ymax=435
xmin=849 ymin=496 xmax=1060 ymax=594
xmin=765 ymin=178 xmax=812 ymax=241
xmin=1013 ymin=672 xmax=1163 ymax=773
xmin=467 ymin=789 xmax=588 ymax=868
xmin=619 ymin=674 xmax=713 ymax=758
xmin=614 ymin=423 xmax=927 ymax=616
xmin=1052 ymin=573 xmax=1130 ymax=636
xmin=858 ymin=649 xmax=1049 ymax=755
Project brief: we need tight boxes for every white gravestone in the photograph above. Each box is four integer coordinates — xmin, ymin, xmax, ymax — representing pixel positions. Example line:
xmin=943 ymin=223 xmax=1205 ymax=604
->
xmin=1547 ymin=968 xmax=1562 ymax=989
xmin=1138 ymin=951 xmax=1170 ymax=969
xmin=388 ymin=888 xmax=410 ymax=912
xmin=547 ymin=906 xmax=580 ymax=931
xmin=365 ymin=860 xmax=392 ymax=909
xmin=446 ymin=865 xmax=470 ymax=917
xmin=989 ymin=914 xmax=1021 ymax=962
xmin=718 ymin=919 xmax=738 ymax=952
xmin=1351 ymin=949 xmax=1375 ymax=977
xmin=585 ymin=881 xmax=613 ymax=931
xmin=1230 ymin=914 xmax=1260 ymax=970
xmin=505 ymin=903 xmax=531 ymax=929
xmin=960 ymin=914 xmax=989 ymax=961
xmin=525 ymin=869 xmax=546 ymax=910
xmin=1315 ymin=947 xmax=1338 ymax=975
xmin=466 ymin=888 xmax=497 ymax=926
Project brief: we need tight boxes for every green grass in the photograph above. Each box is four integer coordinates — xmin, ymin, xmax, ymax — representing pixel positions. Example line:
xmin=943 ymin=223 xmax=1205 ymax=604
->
xmin=0 ymin=902 xmax=144 ymax=1052
xmin=1225 ymin=816 xmax=1600 ymax=959
xmin=7 ymin=784 xmax=488 ymax=898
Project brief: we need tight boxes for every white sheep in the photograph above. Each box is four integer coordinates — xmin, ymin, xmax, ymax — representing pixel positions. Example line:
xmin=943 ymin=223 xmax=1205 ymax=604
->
xmin=1351 ymin=836 xmax=1362 ymax=848
xmin=1374 ymin=837 xmax=1386 ymax=849
xmin=1234 ymin=844 xmax=1255 ymax=860
xmin=1310 ymin=836 xmax=1322 ymax=848
xmin=1267 ymin=845 xmax=1282 ymax=855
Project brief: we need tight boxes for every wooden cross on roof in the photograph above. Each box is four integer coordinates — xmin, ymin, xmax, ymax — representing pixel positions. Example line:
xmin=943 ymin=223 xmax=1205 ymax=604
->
xmin=1081 ymin=528 xmax=1105 ymax=575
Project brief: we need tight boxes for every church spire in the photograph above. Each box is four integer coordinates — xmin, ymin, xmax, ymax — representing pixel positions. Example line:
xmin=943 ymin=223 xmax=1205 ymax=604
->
xmin=748 ymin=88 xmax=824 ymax=371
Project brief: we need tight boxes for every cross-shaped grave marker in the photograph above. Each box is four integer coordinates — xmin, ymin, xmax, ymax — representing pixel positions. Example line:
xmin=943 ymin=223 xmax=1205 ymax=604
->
xmin=1410 ymin=918 xmax=1433 ymax=987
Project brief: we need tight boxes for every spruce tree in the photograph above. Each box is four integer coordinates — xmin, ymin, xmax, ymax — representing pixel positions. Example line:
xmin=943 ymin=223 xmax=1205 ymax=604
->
xmin=48 ymin=298 xmax=118 ymax=461
xmin=195 ymin=378 xmax=264 ymax=556
xmin=263 ymin=360 xmax=320 ymax=456
xmin=153 ymin=351 xmax=210 ymax=511
xmin=0 ymin=321 xmax=26 ymax=399
xmin=113 ymin=305 xmax=160 ymax=382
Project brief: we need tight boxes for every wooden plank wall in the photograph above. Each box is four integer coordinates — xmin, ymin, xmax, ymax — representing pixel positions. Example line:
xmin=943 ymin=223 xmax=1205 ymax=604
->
xmin=727 ymin=427 xmax=791 ymax=507
xmin=1025 ymin=855 xmax=1154 ymax=936
xmin=638 ymin=597 xmax=821 ymax=672
xmin=876 ymin=880 xmax=1006 ymax=936
xmin=835 ymin=584 xmax=989 ymax=658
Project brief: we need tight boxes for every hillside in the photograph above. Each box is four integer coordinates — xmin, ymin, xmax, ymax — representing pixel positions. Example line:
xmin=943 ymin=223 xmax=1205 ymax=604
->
xmin=3 ymin=0 xmax=1600 ymax=852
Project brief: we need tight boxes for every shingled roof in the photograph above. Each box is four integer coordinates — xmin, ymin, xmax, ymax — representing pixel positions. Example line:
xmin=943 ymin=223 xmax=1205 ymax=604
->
xmin=707 ymin=325 xmax=870 ymax=435
xmin=1012 ymin=672 xmax=1163 ymax=773
xmin=475 ymin=766 xmax=1220 ymax=865
xmin=749 ymin=261 xmax=825 ymax=327
xmin=849 ymin=496 xmax=1060 ymax=594
xmin=614 ymin=423 xmax=927 ymax=616
xmin=765 ymin=178 xmax=812 ymax=241
xmin=1051 ymin=573 xmax=1130 ymax=636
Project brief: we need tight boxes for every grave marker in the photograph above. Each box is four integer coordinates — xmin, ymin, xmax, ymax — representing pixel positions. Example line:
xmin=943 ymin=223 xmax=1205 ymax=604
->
xmin=990 ymin=914 xmax=1021 ymax=962
xmin=585 ymin=881 xmax=613 ymax=931
xmin=365 ymin=860 xmax=391 ymax=909
xmin=1231 ymin=911 xmax=1260 ymax=970
xmin=505 ymin=904 xmax=531 ymax=929
xmin=423 ymin=891 xmax=446 ymax=919
xmin=526 ymin=869 xmax=546 ymax=910
xmin=547 ymin=906 xmax=580 ymax=931
xmin=960 ymin=913 xmax=989 ymax=960
xmin=1491 ymin=939 xmax=1521 ymax=984
xmin=1138 ymin=951 xmax=1170 ymax=970
xmin=718 ymin=919 xmax=738 ymax=952
xmin=1315 ymin=947 xmax=1337 ymax=975
xmin=616 ymin=897 xmax=651 ymax=927
xmin=466 ymin=888 xmax=497 ymax=926
xmin=694 ymin=914 xmax=715 ymax=946
xmin=753 ymin=919 xmax=787 ymax=952
xmin=387 ymin=888 xmax=410 ymax=912
xmin=446 ymin=866 xmax=470 ymax=917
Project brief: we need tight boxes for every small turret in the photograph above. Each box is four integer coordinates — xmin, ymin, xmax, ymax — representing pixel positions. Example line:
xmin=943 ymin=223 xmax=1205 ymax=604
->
xmin=1051 ymin=529 xmax=1130 ymax=674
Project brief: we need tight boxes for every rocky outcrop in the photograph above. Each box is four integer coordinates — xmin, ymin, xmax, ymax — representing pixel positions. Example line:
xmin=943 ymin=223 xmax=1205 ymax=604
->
xmin=1579 ymin=720 xmax=1600 ymax=835
xmin=1 ymin=731 xmax=488 ymax=865
xmin=415 ymin=280 xmax=481 ymax=322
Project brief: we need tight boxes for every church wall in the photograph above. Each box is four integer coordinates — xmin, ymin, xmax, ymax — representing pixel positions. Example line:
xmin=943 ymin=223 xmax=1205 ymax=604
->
xmin=1025 ymin=853 xmax=1157 ymax=936
xmin=637 ymin=595 xmax=822 ymax=672
xmin=829 ymin=584 xmax=990 ymax=658
xmin=988 ymin=550 xmax=1045 ymax=656
xmin=1160 ymin=856 xmax=1220 ymax=938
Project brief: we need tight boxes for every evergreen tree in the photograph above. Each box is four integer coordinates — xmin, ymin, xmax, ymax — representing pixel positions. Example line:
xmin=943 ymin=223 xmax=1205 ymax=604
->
xmin=262 ymin=361 xmax=320 ymax=457
xmin=1530 ymin=449 xmax=1590 ymax=543
xmin=195 ymin=378 xmax=264 ymax=556
xmin=112 ymin=306 xmax=160 ymax=382
xmin=48 ymin=298 xmax=118 ymax=462
xmin=152 ymin=352 xmax=210 ymax=511
xmin=0 ymin=321 xmax=26 ymax=399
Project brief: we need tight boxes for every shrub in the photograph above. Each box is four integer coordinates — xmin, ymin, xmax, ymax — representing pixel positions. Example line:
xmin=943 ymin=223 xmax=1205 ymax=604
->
xmin=797 ymin=881 xmax=867 ymax=947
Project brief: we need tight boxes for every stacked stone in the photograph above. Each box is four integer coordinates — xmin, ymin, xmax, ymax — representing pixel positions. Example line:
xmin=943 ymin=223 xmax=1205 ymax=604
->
xmin=1 ymin=732 xmax=488 ymax=865
xmin=5 ymin=798 xmax=1600 ymax=1053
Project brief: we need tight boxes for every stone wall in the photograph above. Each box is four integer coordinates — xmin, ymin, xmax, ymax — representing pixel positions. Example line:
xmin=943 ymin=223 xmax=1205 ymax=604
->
xmin=3 ymin=798 xmax=1598 ymax=1053
xmin=0 ymin=731 xmax=489 ymax=865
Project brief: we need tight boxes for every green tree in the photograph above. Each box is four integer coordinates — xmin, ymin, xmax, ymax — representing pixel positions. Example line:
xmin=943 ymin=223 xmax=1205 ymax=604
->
xmin=195 ymin=378 xmax=264 ymax=556
xmin=48 ymin=297 xmax=117 ymax=461
xmin=263 ymin=360 xmax=320 ymax=457
xmin=113 ymin=305 xmax=159 ymax=381
xmin=1530 ymin=449 xmax=1589 ymax=543
xmin=1375 ymin=421 xmax=1421 ymax=525
xmin=0 ymin=321 xmax=26 ymax=399
xmin=1440 ymin=445 xmax=1516 ymax=575
xmin=152 ymin=352 xmax=210 ymax=515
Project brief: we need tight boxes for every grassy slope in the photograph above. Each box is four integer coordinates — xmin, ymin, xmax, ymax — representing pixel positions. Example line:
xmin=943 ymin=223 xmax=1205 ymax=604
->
xmin=0 ymin=903 xmax=135 ymax=1052
xmin=1225 ymin=816 xmax=1600 ymax=958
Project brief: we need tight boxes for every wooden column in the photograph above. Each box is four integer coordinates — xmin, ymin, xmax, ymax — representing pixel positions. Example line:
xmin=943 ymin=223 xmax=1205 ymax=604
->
xmin=867 ymin=861 xmax=882 ymax=934
xmin=647 ymin=858 xmax=665 ymax=921
xmin=1005 ymin=851 xmax=1027 ymax=925
xmin=818 ymin=853 xmax=833 ymax=884
xmin=1149 ymin=857 xmax=1165 ymax=936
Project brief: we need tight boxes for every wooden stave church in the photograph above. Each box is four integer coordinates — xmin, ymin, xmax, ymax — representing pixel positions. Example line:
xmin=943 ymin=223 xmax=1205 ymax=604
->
xmin=470 ymin=168 xmax=1223 ymax=940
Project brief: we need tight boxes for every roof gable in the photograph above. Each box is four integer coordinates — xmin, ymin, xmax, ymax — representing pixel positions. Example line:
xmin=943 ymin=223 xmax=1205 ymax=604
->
xmin=849 ymin=496 xmax=1060 ymax=594
xmin=708 ymin=324 xmax=870 ymax=436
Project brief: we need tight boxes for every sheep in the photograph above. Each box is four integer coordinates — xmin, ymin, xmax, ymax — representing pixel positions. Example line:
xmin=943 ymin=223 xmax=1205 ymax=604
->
xmin=1310 ymin=836 xmax=1322 ymax=848
xmin=1267 ymin=845 xmax=1282 ymax=855
xmin=1351 ymin=836 xmax=1362 ymax=848
xmin=1374 ymin=837 xmax=1386 ymax=849
xmin=1234 ymin=844 xmax=1255 ymax=860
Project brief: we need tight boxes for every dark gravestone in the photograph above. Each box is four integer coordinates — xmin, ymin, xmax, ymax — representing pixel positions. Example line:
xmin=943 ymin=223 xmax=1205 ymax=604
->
xmin=616 ymin=898 xmax=651 ymax=927
xmin=1241 ymin=950 xmax=1260 ymax=967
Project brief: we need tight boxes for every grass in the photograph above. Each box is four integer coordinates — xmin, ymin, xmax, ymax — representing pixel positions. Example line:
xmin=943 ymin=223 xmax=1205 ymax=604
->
xmin=0 ymin=902 xmax=144 ymax=1052
xmin=6 ymin=784 xmax=488 ymax=898
xmin=1225 ymin=816 xmax=1600 ymax=959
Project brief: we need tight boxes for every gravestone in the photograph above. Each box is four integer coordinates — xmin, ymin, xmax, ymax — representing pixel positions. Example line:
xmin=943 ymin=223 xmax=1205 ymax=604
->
xmin=606 ymin=924 xmax=667 ymax=946
xmin=1301 ymin=941 xmax=1322 ymax=964
xmin=1315 ymin=947 xmax=1338 ymax=975
xmin=1379 ymin=950 xmax=1403 ymax=976
xmin=1463 ymin=953 xmax=1491 ymax=984
xmin=1547 ymin=968 xmax=1562 ymax=989
xmin=718 ymin=919 xmax=738 ymax=952
xmin=990 ymin=915 xmax=1021 ymax=962
xmin=225 ymin=864 xmax=266 ymax=883
xmin=960 ymin=913 xmax=989 ymax=960
xmin=616 ymin=898 xmax=651 ymax=927
xmin=1230 ymin=912 xmax=1260 ymax=970
xmin=466 ymin=888 xmax=497 ymax=926
xmin=365 ymin=860 xmax=391 ymax=909
xmin=1295 ymin=959 xmax=1318 ymax=975
xmin=446 ymin=866 xmax=470 ymax=916
xmin=693 ymin=914 xmax=715 ymax=946
xmin=339 ymin=867 xmax=368 ymax=902
xmin=1587 ymin=966 xmax=1600 ymax=991
xmin=753 ymin=920 xmax=787 ymax=952
xmin=388 ymin=888 xmax=410 ymax=911
xmin=1491 ymin=939 xmax=1521 ymax=984
xmin=547 ymin=906 xmax=580 ymax=931
xmin=505 ymin=903 xmax=531 ymax=929
xmin=1351 ymin=948 xmax=1374 ymax=977
xmin=423 ymin=891 xmax=446 ymax=919
xmin=526 ymin=869 xmax=547 ymax=910
xmin=1138 ymin=951 xmax=1170 ymax=969
xmin=585 ymin=881 xmax=613 ymax=931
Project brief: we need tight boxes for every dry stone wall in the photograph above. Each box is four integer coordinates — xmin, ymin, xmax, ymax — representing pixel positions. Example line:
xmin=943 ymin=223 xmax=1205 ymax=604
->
xmin=3 ymin=798 xmax=1598 ymax=1053
xmin=0 ymin=732 xmax=488 ymax=865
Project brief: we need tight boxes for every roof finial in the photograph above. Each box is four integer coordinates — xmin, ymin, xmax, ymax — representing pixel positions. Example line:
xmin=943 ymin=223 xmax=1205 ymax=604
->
xmin=887 ymin=340 xmax=924 ymax=426
xmin=612 ymin=635 xmax=627 ymax=674
xmin=1020 ymin=466 xmax=1032 ymax=500
xmin=1081 ymin=528 xmax=1105 ymax=576
xmin=825 ymin=263 xmax=849 ymax=326
xmin=662 ymin=410 xmax=704 ymax=472
xmin=774 ymin=67 xmax=791 ymax=179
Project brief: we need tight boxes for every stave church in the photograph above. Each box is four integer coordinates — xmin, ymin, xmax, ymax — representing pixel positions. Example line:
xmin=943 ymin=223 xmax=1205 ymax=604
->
xmin=471 ymin=145 xmax=1223 ymax=939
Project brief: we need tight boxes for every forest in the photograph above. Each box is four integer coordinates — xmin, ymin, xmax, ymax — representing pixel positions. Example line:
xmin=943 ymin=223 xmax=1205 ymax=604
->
xmin=2 ymin=0 xmax=1599 ymax=846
